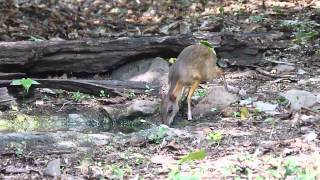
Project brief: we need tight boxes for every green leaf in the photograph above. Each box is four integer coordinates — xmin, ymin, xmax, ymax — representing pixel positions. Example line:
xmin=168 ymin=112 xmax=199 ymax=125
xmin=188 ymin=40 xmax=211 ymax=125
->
xmin=199 ymin=40 xmax=213 ymax=49
xmin=199 ymin=40 xmax=216 ymax=56
xmin=20 ymin=78 xmax=37 ymax=93
xmin=148 ymin=125 xmax=168 ymax=143
xmin=240 ymin=106 xmax=249 ymax=120
xmin=168 ymin=166 xmax=200 ymax=180
xmin=30 ymin=79 xmax=40 ymax=85
xmin=179 ymin=149 xmax=206 ymax=164
xmin=206 ymin=131 xmax=223 ymax=143
xmin=210 ymin=107 xmax=217 ymax=112
xmin=29 ymin=36 xmax=44 ymax=42
xmin=10 ymin=78 xmax=40 ymax=93
xmin=10 ymin=79 xmax=22 ymax=85
xmin=267 ymin=169 xmax=282 ymax=178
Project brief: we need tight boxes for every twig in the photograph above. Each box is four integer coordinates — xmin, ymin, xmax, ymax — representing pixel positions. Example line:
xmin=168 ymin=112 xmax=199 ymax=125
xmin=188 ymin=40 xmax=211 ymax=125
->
xmin=56 ymin=101 xmax=92 ymax=112
xmin=269 ymin=127 xmax=274 ymax=140
xmin=264 ymin=59 xmax=295 ymax=66
xmin=0 ymin=98 xmax=15 ymax=103
xmin=255 ymin=68 xmax=297 ymax=79
xmin=301 ymin=106 xmax=320 ymax=116
xmin=47 ymin=150 xmax=74 ymax=155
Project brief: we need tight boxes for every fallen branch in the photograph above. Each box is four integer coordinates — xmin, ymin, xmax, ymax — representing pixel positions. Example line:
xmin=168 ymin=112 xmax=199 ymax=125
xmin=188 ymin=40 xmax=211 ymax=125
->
xmin=301 ymin=106 xmax=320 ymax=116
xmin=255 ymin=68 xmax=297 ymax=80
xmin=0 ymin=79 xmax=158 ymax=96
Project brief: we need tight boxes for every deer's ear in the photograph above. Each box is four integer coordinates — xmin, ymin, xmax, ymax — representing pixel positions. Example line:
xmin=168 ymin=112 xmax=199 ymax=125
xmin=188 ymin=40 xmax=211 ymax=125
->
xmin=169 ymin=93 xmax=176 ymax=101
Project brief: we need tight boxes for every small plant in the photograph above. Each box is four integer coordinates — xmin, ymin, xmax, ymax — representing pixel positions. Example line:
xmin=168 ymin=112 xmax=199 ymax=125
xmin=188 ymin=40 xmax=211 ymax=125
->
xmin=210 ymin=107 xmax=217 ymax=112
xmin=253 ymin=108 xmax=262 ymax=116
xmin=71 ymin=91 xmax=85 ymax=102
xmin=148 ymin=125 xmax=168 ymax=143
xmin=77 ymin=156 xmax=93 ymax=174
xmin=232 ymin=111 xmax=240 ymax=118
xmin=218 ymin=6 xmax=225 ymax=16
xmin=280 ymin=20 xmax=319 ymax=43
xmin=132 ymin=153 xmax=145 ymax=164
xmin=206 ymin=131 xmax=223 ymax=144
xmin=124 ymin=89 xmax=136 ymax=99
xmin=234 ymin=8 xmax=245 ymax=16
xmin=168 ymin=57 xmax=177 ymax=64
xmin=145 ymin=84 xmax=154 ymax=95
xmin=248 ymin=15 xmax=264 ymax=23
xmin=110 ymin=165 xmax=124 ymax=180
xmin=10 ymin=78 xmax=40 ymax=95
xmin=277 ymin=96 xmax=289 ymax=106
xmin=272 ymin=5 xmax=283 ymax=14
xmin=168 ymin=167 xmax=200 ymax=180
xmin=194 ymin=89 xmax=207 ymax=98
xmin=99 ymin=90 xmax=109 ymax=97
xmin=294 ymin=31 xmax=318 ymax=43
xmin=8 ymin=142 xmax=26 ymax=157
xmin=284 ymin=157 xmax=300 ymax=177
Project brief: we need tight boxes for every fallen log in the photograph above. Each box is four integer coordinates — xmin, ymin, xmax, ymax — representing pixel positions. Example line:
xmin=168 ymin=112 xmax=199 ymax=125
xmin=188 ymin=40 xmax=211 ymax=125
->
xmin=0 ymin=79 xmax=158 ymax=96
xmin=0 ymin=32 xmax=289 ymax=74
xmin=0 ymin=73 xmax=26 ymax=80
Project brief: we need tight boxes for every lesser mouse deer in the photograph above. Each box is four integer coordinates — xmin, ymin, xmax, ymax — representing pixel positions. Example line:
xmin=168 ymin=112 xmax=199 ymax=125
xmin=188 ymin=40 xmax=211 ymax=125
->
xmin=160 ymin=44 xmax=226 ymax=126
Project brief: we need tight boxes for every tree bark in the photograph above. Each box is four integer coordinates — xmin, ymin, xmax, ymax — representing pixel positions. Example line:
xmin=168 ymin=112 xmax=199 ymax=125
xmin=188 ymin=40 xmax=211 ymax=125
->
xmin=0 ymin=79 xmax=157 ymax=96
xmin=0 ymin=32 xmax=288 ymax=74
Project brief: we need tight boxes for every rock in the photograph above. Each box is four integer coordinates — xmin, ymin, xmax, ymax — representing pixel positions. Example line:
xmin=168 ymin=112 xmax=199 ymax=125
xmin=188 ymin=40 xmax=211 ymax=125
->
xmin=253 ymin=101 xmax=279 ymax=115
xmin=111 ymin=57 xmax=169 ymax=88
xmin=239 ymin=88 xmax=247 ymax=97
xmin=192 ymin=86 xmax=239 ymax=118
xmin=297 ymin=69 xmax=306 ymax=75
xmin=274 ymin=64 xmax=295 ymax=73
xmin=280 ymin=89 xmax=317 ymax=111
xmin=127 ymin=99 xmax=159 ymax=117
xmin=179 ymin=21 xmax=191 ymax=34
xmin=298 ymin=77 xmax=320 ymax=85
xmin=317 ymin=95 xmax=320 ymax=104
xmin=239 ymin=98 xmax=253 ymax=106
xmin=88 ymin=166 xmax=104 ymax=178
xmin=56 ymin=141 xmax=77 ymax=149
xmin=300 ymin=126 xmax=313 ymax=134
xmin=101 ymin=99 xmax=159 ymax=121
xmin=67 ymin=114 xmax=88 ymax=131
xmin=129 ymin=135 xmax=147 ymax=146
xmin=303 ymin=131 xmax=317 ymax=142
xmin=68 ymin=114 xmax=86 ymax=124
xmin=44 ymin=159 xmax=61 ymax=177
xmin=159 ymin=22 xmax=179 ymax=35
xmin=100 ymin=105 xmax=126 ymax=120
xmin=60 ymin=175 xmax=84 ymax=180
xmin=226 ymin=85 xmax=240 ymax=94
xmin=5 ymin=166 xmax=29 ymax=174
xmin=0 ymin=87 xmax=15 ymax=111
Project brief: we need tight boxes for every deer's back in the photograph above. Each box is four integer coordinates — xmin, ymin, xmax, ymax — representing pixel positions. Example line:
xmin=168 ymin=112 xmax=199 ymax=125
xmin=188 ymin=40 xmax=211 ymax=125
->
xmin=170 ymin=44 xmax=217 ymax=86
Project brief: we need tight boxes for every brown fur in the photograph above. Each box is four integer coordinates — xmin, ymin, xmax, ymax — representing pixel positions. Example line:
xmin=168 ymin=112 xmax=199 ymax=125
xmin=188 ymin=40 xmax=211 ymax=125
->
xmin=160 ymin=44 xmax=227 ymax=126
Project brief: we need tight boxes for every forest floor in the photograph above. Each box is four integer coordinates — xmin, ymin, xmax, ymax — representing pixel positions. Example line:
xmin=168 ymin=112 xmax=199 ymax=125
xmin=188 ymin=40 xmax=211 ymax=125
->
xmin=1 ymin=0 xmax=320 ymax=179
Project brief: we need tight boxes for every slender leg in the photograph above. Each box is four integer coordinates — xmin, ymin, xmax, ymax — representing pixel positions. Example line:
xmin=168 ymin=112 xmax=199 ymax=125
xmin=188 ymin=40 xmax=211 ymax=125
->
xmin=181 ymin=87 xmax=189 ymax=103
xmin=187 ymin=80 xmax=200 ymax=120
